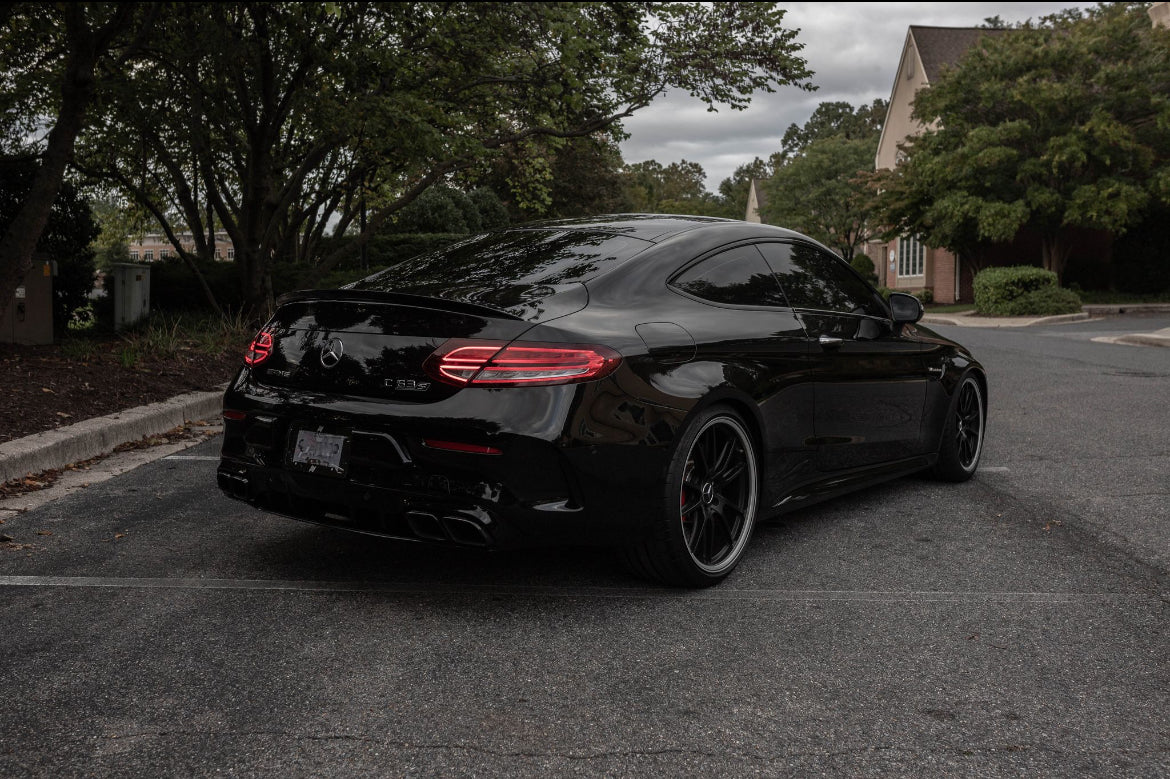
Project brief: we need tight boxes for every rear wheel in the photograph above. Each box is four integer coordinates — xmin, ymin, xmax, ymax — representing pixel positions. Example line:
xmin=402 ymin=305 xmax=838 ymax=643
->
xmin=622 ymin=406 xmax=759 ymax=587
xmin=930 ymin=373 xmax=985 ymax=482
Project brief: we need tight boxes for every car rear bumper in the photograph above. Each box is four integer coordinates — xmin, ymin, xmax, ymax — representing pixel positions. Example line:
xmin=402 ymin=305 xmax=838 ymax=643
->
xmin=217 ymin=376 xmax=678 ymax=549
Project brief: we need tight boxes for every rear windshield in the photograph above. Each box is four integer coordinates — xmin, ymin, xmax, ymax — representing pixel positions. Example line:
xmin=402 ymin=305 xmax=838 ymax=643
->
xmin=349 ymin=229 xmax=651 ymax=295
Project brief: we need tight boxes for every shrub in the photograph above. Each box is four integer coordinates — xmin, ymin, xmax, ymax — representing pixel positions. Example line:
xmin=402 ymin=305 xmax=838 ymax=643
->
xmin=997 ymin=285 xmax=1084 ymax=316
xmin=150 ymin=258 xmax=244 ymax=313
xmin=974 ymin=265 xmax=1082 ymax=315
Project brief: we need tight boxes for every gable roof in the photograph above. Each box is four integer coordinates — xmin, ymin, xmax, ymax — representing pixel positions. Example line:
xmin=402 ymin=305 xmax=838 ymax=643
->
xmin=909 ymin=26 xmax=1007 ymax=83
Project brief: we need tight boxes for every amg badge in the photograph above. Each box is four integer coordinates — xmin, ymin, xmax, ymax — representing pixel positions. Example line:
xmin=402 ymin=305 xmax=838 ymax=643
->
xmin=386 ymin=379 xmax=431 ymax=392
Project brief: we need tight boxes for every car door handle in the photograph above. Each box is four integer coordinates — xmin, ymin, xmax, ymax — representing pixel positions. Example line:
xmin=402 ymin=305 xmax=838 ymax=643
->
xmin=818 ymin=334 xmax=844 ymax=349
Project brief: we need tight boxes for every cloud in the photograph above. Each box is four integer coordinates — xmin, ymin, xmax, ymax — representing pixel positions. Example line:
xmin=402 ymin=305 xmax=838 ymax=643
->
xmin=619 ymin=2 xmax=1078 ymax=191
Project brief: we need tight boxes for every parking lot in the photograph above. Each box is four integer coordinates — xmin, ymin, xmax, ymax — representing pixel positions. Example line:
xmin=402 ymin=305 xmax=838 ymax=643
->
xmin=2 ymin=316 xmax=1167 ymax=776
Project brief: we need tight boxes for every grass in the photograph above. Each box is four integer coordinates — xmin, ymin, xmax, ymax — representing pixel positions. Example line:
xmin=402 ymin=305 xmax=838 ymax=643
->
xmin=58 ymin=310 xmax=254 ymax=366
xmin=925 ymin=303 xmax=976 ymax=314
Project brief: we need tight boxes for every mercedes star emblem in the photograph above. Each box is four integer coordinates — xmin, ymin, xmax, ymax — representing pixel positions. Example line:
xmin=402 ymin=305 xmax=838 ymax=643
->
xmin=320 ymin=337 xmax=345 ymax=368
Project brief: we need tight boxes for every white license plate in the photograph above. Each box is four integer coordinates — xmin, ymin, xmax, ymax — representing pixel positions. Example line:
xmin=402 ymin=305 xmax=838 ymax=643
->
xmin=290 ymin=430 xmax=348 ymax=473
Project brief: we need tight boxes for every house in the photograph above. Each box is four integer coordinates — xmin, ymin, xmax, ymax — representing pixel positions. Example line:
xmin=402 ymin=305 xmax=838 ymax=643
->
xmin=128 ymin=231 xmax=236 ymax=263
xmin=744 ymin=179 xmax=768 ymax=223
xmin=868 ymin=23 xmax=1126 ymax=302
xmin=868 ymin=26 xmax=1010 ymax=303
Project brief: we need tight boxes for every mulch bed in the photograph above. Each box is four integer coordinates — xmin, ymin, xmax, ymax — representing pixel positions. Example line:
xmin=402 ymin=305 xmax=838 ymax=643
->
xmin=1 ymin=339 xmax=241 ymax=445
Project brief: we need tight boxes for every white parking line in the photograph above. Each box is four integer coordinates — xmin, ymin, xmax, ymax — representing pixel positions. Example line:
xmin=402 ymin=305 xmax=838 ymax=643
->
xmin=162 ymin=455 xmax=221 ymax=461
xmin=981 ymin=466 xmax=1011 ymax=473
xmin=0 ymin=575 xmax=1149 ymax=604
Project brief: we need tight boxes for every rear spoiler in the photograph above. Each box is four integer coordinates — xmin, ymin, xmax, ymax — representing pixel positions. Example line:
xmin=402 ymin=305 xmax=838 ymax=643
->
xmin=275 ymin=288 xmax=524 ymax=321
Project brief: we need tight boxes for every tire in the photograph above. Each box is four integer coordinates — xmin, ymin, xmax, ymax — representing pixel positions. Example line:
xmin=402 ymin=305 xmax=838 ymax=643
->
xmin=929 ymin=372 xmax=985 ymax=482
xmin=622 ymin=406 xmax=759 ymax=587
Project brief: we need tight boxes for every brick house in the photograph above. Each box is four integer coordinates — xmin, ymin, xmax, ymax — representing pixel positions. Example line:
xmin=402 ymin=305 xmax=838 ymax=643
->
xmin=128 ymin=231 xmax=236 ymax=263
xmin=866 ymin=25 xmax=1123 ymax=302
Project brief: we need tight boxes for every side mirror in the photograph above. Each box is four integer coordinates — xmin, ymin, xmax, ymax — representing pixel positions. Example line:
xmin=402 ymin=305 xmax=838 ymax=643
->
xmin=888 ymin=292 xmax=924 ymax=325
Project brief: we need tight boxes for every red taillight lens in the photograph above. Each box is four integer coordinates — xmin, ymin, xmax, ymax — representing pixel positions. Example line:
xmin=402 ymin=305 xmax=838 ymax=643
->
xmin=244 ymin=331 xmax=273 ymax=366
xmin=423 ymin=439 xmax=503 ymax=455
xmin=423 ymin=340 xmax=621 ymax=387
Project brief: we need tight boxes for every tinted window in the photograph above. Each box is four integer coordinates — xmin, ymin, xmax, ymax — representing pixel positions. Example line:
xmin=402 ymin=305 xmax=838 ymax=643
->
xmin=758 ymin=242 xmax=884 ymax=317
xmin=350 ymin=230 xmax=650 ymax=294
xmin=672 ymin=245 xmax=789 ymax=307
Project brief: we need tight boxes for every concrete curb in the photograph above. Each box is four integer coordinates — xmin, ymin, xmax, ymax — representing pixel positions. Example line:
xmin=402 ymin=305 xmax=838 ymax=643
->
xmin=1092 ymin=328 xmax=1170 ymax=348
xmin=1083 ymin=303 xmax=1170 ymax=315
xmin=0 ymin=389 xmax=223 ymax=485
xmin=921 ymin=312 xmax=1090 ymax=328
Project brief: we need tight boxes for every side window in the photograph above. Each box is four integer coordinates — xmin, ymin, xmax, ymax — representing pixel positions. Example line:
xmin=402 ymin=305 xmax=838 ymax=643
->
xmin=758 ymin=242 xmax=884 ymax=317
xmin=671 ymin=244 xmax=789 ymax=308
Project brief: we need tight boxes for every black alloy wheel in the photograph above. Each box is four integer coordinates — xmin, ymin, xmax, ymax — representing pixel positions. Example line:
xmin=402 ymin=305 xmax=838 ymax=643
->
xmin=930 ymin=373 xmax=985 ymax=482
xmin=623 ymin=407 xmax=759 ymax=586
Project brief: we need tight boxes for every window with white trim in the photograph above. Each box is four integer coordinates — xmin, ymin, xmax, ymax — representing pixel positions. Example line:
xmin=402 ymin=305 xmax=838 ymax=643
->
xmin=143 ymin=249 xmax=154 ymax=261
xmin=897 ymin=235 xmax=924 ymax=277
xmin=227 ymin=249 xmax=235 ymax=261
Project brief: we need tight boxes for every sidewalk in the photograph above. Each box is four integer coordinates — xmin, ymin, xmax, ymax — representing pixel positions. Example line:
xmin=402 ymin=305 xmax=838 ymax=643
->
xmin=0 ymin=389 xmax=223 ymax=485
xmin=921 ymin=306 xmax=1170 ymax=348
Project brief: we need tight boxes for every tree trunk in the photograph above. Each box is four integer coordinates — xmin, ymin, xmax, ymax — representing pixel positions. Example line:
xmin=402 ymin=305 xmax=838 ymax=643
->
xmin=0 ymin=16 xmax=98 ymax=323
xmin=1041 ymin=231 xmax=1073 ymax=285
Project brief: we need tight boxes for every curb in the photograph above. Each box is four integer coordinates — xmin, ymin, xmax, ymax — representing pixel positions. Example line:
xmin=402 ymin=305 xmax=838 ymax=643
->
xmin=921 ymin=312 xmax=1089 ymax=328
xmin=1083 ymin=303 xmax=1170 ymax=315
xmin=0 ymin=389 xmax=224 ymax=485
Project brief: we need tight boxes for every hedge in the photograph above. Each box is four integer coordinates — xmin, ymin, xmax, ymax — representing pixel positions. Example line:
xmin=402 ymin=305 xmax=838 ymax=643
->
xmin=974 ymin=265 xmax=1082 ymax=316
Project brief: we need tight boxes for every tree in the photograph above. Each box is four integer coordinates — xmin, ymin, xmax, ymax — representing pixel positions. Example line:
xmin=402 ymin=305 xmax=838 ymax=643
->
xmin=873 ymin=4 xmax=1170 ymax=283
xmin=475 ymin=135 xmax=630 ymax=220
xmin=0 ymin=3 xmax=157 ymax=322
xmin=777 ymin=98 xmax=886 ymax=162
xmin=67 ymin=2 xmax=813 ymax=316
xmin=0 ymin=158 xmax=98 ymax=331
xmin=760 ymin=135 xmax=876 ymax=259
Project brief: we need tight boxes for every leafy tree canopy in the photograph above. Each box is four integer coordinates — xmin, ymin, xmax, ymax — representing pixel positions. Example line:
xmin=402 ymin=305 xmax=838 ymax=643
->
xmin=8 ymin=1 xmax=813 ymax=316
xmin=761 ymin=134 xmax=877 ymax=259
xmin=778 ymin=98 xmax=886 ymax=161
xmin=873 ymin=3 xmax=1170 ymax=281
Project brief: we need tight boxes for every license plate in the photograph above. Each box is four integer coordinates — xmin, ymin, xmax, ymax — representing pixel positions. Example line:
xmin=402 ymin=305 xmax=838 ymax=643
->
xmin=290 ymin=430 xmax=348 ymax=475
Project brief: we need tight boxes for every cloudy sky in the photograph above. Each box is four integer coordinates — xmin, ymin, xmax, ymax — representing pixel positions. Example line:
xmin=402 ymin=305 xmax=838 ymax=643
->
xmin=618 ymin=2 xmax=1078 ymax=192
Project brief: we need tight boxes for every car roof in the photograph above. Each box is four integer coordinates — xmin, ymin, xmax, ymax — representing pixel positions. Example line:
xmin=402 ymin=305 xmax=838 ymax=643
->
xmin=513 ymin=213 xmax=746 ymax=243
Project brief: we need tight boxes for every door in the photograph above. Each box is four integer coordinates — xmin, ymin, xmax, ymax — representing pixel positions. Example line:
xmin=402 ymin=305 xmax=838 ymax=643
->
xmin=756 ymin=241 xmax=928 ymax=472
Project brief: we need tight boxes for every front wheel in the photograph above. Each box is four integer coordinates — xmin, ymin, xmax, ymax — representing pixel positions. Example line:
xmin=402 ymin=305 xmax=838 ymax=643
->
xmin=929 ymin=372 xmax=985 ymax=482
xmin=622 ymin=407 xmax=759 ymax=587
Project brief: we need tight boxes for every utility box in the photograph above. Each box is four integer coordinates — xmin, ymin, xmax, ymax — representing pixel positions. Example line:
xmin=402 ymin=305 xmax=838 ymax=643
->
xmin=111 ymin=262 xmax=151 ymax=330
xmin=1 ymin=260 xmax=54 ymax=345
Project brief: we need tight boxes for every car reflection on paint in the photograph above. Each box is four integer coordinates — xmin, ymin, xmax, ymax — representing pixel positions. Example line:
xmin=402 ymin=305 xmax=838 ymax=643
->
xmin=218 ymin=215 xmax=987 ymax=586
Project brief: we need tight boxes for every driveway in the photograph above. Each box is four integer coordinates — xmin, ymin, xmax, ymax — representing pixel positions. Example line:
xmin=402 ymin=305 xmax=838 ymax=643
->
xmin=1 ymin=316 xmax=1166 ymax=776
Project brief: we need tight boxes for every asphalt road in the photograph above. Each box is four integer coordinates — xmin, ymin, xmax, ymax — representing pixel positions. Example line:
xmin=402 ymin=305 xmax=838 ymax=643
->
xmin=1 ymin=315 xmax=1166 ymax=777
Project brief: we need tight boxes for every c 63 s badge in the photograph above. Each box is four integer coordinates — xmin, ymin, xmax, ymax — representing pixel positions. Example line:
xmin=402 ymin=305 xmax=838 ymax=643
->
xmin=386 ymin=379 xmax=431 ymax=392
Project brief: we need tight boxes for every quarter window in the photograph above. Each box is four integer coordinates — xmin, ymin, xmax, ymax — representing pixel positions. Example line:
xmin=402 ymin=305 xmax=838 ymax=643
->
xmin=898 ymin=235 xmax=925 ymax=277
xmin=757 ymin=242 xmax=884 ymax=317
xmin=671 ymin=245 xmax=788 ymax=308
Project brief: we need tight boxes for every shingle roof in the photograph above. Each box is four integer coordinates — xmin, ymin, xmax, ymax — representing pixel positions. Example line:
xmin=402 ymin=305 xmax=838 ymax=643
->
xmin=909 ymin=26 xmax=1008 ymax=83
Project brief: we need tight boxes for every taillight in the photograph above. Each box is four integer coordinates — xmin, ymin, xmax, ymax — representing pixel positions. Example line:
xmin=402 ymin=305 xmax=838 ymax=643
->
xmin=423 ymin=340 xmax=621 ymax=387
xmin=244 ymin=330 xmax=274 ymax=366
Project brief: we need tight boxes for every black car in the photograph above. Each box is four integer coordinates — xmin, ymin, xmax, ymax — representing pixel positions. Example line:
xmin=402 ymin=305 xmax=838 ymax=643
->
xmin=218 ymin=215 xmax=986 ymax=586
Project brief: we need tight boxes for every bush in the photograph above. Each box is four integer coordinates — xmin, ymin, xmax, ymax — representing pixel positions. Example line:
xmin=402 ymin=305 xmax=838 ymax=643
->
xmin=850 ymin=253 xmax=878 ymax=285
xmin=974 ymin=265 xmax=1082 ymax=315
xmin=150 ymin=258 xmax=244 ymax=313
xmin=999 ymin=285 xmax=1084 ymax=316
